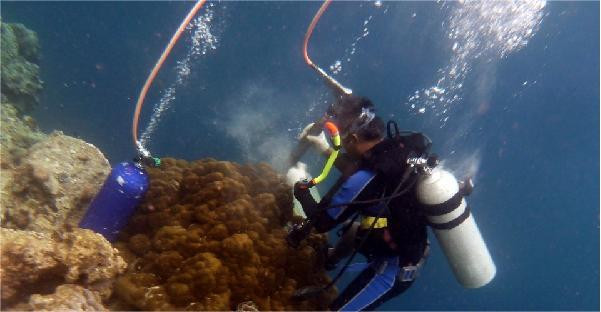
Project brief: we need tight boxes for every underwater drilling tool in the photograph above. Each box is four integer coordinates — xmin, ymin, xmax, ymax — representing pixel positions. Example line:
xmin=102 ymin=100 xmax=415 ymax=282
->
xmin=79 ymin=0 xmax=207 ymax=241
xmin=287 ymin=121 xmax=342 ymax=245
xmin=288 ymin=0 xmax=353 ymax=167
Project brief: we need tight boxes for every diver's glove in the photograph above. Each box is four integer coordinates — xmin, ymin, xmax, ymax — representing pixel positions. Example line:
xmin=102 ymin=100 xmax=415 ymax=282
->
xmin=299 ymin=123 xmax=331 ymax=156
xmin=287 ymin=219 xmax=313 ymax=249
xmin=293 ymin=180 xmax=313 ymax=202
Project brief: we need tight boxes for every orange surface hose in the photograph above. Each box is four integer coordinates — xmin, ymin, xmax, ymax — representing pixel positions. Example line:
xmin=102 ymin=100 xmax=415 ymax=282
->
xmin=132 ymin=0 xmax=207 ymax=150
xmin=302 ymin=0 xmax=332 ymax=67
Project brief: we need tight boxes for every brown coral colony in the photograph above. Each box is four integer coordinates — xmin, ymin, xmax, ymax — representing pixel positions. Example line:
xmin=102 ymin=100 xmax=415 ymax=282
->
xmin=113 ymin=158 xmax=335 ymax=311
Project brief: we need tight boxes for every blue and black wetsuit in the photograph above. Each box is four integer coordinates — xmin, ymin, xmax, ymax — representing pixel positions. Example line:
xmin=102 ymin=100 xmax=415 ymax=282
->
xmin=294 ymin=149 xmax=429 ymax=311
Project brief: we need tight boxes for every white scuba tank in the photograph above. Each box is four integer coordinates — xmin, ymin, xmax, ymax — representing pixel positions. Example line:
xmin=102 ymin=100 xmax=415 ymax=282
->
xmin=416 ymin=167 xmax=496 ymax=288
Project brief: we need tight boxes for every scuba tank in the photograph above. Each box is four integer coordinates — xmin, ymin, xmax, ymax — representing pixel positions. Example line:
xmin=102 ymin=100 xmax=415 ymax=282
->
xmin=380 ymin=121 xmax=496 ymax=288
xmin=79 ymin=161 xmax=150 ymax=242
xmin=351 ymin=120 xmax=496 ymax=289
xmin=82 ymin=1 xmax=203 ymax=241
xmin=416 ymin=167 xmax=496 ymax=288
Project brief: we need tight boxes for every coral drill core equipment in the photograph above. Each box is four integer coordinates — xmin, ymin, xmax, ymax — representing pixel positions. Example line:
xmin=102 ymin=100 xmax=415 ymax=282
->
xmin=79 ymin=0 xmax=207 ymax=241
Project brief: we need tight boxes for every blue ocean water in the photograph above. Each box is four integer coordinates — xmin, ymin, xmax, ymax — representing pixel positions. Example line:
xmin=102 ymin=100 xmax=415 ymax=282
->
xmin=2 ymin=1 xmax=598 ymax=310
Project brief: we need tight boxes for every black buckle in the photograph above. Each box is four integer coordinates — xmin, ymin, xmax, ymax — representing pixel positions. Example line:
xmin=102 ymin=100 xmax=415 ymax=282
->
xmin=400 ymin=265 xmax=418 ymax=282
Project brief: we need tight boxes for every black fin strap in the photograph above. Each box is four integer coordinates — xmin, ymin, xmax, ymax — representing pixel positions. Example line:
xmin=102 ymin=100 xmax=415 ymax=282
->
xmin=428 ymin=206 xmax=471 ymax=230
xmin=421 ymin=191 xmax=463 ymax=216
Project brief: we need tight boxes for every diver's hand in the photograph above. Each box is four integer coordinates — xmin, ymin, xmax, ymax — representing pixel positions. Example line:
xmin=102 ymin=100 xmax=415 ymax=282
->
xmin=299 ymin=123 xmax=331 ymax=156
xmin=293 ymin=180 xmax=313 ymax=202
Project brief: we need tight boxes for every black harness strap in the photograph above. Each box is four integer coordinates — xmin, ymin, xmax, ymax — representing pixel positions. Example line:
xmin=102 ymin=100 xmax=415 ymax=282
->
xmin=428 ymin=205 xmax=471 ymax=230
xmin=387 ymin=120 xmax=401 ymax=138
xmin=421 ymin=191 xmax=463 ymax=216
xmin=293 ymin=166 xmax=415 ymax=301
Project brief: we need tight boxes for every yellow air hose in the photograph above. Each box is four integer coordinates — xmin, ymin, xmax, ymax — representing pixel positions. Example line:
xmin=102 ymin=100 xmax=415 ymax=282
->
xmin=308 ymin=121 xmax=341 ymax=187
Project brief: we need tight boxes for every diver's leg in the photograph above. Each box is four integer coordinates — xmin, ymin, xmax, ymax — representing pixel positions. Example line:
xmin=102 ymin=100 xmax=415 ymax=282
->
xmin=362 ymin=279 xmax=413 ymax=311
xmin=326 ymin=221 xmax=359 ymax=268
xmin=329 ymin=264 xmax=377 ymax=311
xmin=330 ymin=256 xmax=403 ymax=311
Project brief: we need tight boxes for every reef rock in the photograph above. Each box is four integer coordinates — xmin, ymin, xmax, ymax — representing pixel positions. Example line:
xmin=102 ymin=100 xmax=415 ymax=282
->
xmin=0 ymin=227 xmax=126 ymax=309
xmin=112 ymin=158 xmax=336 ymax=311
xmin=1 ymin=131 xmax=111 ymax=233
xmin=0 ymin=21 xmax=42 ymax=115
xmin=10 ymin=284 xmax=107 ymax=311
xmin=0 ymin=102 xmax=46 ymax=169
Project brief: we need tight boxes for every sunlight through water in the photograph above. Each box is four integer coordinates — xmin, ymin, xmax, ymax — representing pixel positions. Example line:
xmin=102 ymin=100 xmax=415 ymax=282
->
xmin=406 ymin=0 xmax=547 ymax=126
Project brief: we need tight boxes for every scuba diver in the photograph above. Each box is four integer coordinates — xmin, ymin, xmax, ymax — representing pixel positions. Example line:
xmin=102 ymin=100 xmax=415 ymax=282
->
xmin=288 ymin=3 xmax=496 ymax=309
xmin=288 ymin=95 xmax=437 ymax=311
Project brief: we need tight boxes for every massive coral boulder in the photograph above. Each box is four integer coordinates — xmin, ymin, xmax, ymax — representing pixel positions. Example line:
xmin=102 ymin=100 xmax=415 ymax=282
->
xmin=0 ymin=228 xmax=126 ymax=309
xmin=1 ymin=131 xmax=111 ymax=233
xmin=112 ymin=158 xmax=336 ymax=311
xmin=0 ymin=21 xmax=43 ymax=115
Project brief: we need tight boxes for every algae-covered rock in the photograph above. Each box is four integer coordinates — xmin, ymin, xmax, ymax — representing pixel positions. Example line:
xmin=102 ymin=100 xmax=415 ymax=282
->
xmin=0 ymin=102 xmax=46 ymax=169
xmin=0 ymin=22 xmax=43 ymax=115
xmin=0 ymin=19 xmax=121 ymax=312
xmin=10 ymin=284 xmax=107 ymax=311
xmin=1 ymin=132 xmax=111 ymax=233
xmin=54 ymin=228 xmax=128 ymax=299
xmin=0 ymin=229 xmax=61 ymax=307
xmin=0 ymin=228 xmax=126 ymax=309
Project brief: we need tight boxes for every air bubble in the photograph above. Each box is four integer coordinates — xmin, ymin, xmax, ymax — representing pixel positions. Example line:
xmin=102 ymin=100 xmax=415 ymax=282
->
xmin=140 ymin=7 xmax=223 ymax=147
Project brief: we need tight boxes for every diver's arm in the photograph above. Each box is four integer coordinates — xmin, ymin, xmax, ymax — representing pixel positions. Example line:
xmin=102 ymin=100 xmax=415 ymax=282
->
xmin=334 ymin=153 xmax=359 ymax=178
xmin=294 ymin=171 xmax=378 ymax=234
xmin=301 ymin=122 xmax=332 ymax=157
xmin=293 ymin=183 xmax=346 ymax=233
xmin=312 ymin=170 xmax=382 ymax=232
xmin=294 ymin=182 xmax=320 ymax=217
xmin=289 ymin=121 xmax=330 ymax=167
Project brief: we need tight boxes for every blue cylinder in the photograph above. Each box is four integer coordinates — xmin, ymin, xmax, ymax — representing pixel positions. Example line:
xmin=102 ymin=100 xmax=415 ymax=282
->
xmin=80 ymin=161 xmax=149 ymax=241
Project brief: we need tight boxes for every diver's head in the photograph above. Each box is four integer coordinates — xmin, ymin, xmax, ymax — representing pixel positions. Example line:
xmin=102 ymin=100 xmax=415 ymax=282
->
xmin=326 ymin=95 xmax=375 ymax=135
xmin=340 ymin=109 xmax=385 ymax=159
xmin=326 ymin=95 xmax=384 ymax=158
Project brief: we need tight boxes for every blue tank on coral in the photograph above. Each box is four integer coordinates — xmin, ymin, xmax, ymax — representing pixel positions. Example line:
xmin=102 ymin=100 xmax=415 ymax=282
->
xmin=79 ymin=162 xmax=149 ymax=241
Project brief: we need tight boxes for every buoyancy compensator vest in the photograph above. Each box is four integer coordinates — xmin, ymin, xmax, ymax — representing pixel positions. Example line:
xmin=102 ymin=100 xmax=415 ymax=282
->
xmin=355 ymin=121 xmax=433 ymax=263
xmin=361 ymin=120 xmax=495 ymax=288
xmin=362 ymin=120 xmax=433 ymax=183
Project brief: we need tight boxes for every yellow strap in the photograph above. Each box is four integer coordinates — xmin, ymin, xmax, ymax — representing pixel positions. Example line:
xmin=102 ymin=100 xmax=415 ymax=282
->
xmin=360 ymin=216 xmax=388 ymax=229
xmin=311 ymin=124 xmax=340 ymax=186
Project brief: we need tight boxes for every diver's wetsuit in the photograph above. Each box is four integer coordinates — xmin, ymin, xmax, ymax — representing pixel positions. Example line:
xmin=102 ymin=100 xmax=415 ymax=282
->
xmin=294 ymin=143 xmax=429 ymax=311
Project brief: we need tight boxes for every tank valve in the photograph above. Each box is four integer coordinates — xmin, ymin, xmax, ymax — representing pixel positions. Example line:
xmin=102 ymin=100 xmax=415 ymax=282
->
xmin=427 ymin=154 xmax=439 ymax=168
xmin=408 ymin=153 xmax=438 ymax=175
xmin=134 ymin=154 xmax=161 ymax=168
xmin=459 ymin=177 xmax=474 ymax=196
